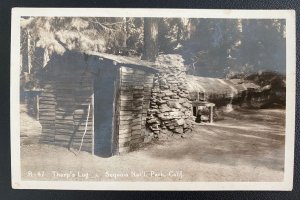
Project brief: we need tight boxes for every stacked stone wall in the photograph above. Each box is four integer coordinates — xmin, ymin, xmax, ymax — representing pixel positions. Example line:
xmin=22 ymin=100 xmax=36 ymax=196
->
xmin=146 ymin=55 xmax=194 ymax=140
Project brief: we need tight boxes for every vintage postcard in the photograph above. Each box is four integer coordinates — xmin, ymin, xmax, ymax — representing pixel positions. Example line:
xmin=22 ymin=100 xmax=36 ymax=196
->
xmin=11 ymin=8 xmax=296 ymax=190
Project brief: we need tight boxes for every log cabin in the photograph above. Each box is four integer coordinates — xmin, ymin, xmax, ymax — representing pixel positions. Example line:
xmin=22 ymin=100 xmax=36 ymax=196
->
xmin=38 ymin=51 xmax=158 ymax=157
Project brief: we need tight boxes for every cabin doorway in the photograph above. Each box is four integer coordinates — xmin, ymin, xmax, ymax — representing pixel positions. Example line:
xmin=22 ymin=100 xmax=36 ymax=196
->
xmin=93 ymin=66 xmax=120 ymax=157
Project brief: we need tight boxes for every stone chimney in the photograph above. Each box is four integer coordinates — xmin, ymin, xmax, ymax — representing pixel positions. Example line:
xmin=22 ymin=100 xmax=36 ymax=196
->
xmin=146 ymin=54 xmax=194 ymax=141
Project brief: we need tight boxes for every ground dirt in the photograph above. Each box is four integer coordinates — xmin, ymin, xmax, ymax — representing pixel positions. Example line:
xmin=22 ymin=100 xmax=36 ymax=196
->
xmin=20 ymin=107 xmax=285 ymax=182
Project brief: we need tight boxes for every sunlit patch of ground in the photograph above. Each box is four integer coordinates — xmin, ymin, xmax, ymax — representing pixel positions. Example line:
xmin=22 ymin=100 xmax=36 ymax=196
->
xmin=20 ymin=108 xmax=285 ymax=182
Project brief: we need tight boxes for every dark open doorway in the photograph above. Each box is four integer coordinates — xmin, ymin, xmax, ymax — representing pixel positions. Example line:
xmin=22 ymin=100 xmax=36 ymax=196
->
xmin=93 ymin=66 xmax=120 ymax=157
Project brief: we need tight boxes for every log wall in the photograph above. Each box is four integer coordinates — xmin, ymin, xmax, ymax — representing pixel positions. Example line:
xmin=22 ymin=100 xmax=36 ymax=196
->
xmin=39 ymin=68 xmax=94 ymax=153
xmin=118 ymin=66 xmax=154 ymax=153
xmin=39 ymin=52 xmax=155 ymax=156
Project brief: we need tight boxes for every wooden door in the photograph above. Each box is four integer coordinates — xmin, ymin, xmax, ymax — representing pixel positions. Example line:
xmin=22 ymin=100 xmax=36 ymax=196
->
xmin=93 ymin=66 xmax=119 ymax=157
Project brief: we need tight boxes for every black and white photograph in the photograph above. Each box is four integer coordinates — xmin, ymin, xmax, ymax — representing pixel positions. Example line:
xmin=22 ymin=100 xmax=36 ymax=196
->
xmin=10 ymin=8 xmax=296 ymax=190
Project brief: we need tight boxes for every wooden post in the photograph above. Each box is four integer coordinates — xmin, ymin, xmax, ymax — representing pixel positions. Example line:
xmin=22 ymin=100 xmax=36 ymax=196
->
xmin=92 ymin=93 xmax=95 ymax=156
xmin=27 ymin=30 xmax=32 ymax=74
xmin=209 ymin=105 xmax=214 ymax=123
xmin=36 ymin=94 xmax=39 ymax=121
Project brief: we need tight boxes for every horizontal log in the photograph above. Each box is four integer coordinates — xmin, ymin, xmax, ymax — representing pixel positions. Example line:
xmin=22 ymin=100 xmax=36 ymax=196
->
xmin=72 ymin=136 xmax=93 ymax=141
xmin=130 ymin=138 xmax=143 ymax=144
xmin=40 ymin=108 xmax=56 ymax=111
xmin=121 ymin=68 xmax=146 ymax=75
xmin=120 ymin=105 xmax=132 ymax=111
xmin=39 ymin=97 xmax=55 ymax=102
xmin=56 ymin=97 xmax=75 ymax=102
xmin=120 ymin=100 xmax=133 ymax=107
xmin=119 ymin=124 xmax=131 ymax=130
xmin=76 ymin=126 xmax=93 ymax=131
xmin=121 ymin=77 xmax=146 ymax=83
xmin=118 ymin=142 xmax=130 ymax=148
xmin=120 ymin=95 xmax=133 ymax=100
xmin=74 ymin=92 xmax=93 ymax=97
xmin=118 ymin=146 xmax=130 ymax=153
xmin=40 ymin=122 xmax=55 ymax=126
xmin=131 ymin=124 xmax=142 ymax=130
xmin=118 ymin=137 xmax=131 ymax=143
xmin=55 ymin=120 xmax=74 ymax=125
xmin=41 ymin=131 xmax=55 ymax=135
xmin=131 ymin=129 xmax=142 ymax=136
xmin=118 ymin=133 xmax=131 ymax=139
xmin=132 ymin=115 xmax=142 ymax=122
xmin=119 ymin=115 xmax=134 ymax=121
xmin=39 ymin=116 xmax=55 ymax=121
xmin=55 ymin=135 xmax=71 ymax=140
xmin=40 ymin=93 xmax=55 ymax=97
xmin=131 ymin=122 xmax=141 ymax=128
xmin=72 ymin=137 xmax=93 ymax=141
xmin=55 ymin=124 xmax=74 ymax=129
xmin=122 ymin=73 xmax=146 ymax=78
xmin=55 ymin=108 xmax=74 ymax=112
xmin=74 ymin=120 xmax=92 ymax=125
xmin=39 ymin=101 xmax=56 ymax=105
xmin=39 ymin=108 xmax=55 ymax=112
xmin=131 ymin=134 xmax=142 ymax=140
xmin=74 ymin=131 xmax=93 ymax=137
xmin=55 ymin=130 xmax=74 ymax=134
xmin=39 ymin=114 xmax=55 ymax=118
xmin=119 ymin=111 xmax=133 ymax=116
xmin=119 ymin=120 xmax=130 ymax=125
xmin=119 ymin=129 xmax=130 ymax=134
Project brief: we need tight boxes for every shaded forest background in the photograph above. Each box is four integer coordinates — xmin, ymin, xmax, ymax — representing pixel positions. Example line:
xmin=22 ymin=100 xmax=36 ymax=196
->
xmin=20 ymin=17 xmax=286 ymax=81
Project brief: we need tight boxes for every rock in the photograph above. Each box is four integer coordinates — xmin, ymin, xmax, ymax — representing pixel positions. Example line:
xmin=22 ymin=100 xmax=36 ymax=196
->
xmin=152 ymin=88 xmax=160 ymax=93
xmin=175 ymin=118 xmax=185 ymax=126
xmin=182 ymin=102 xmax=191 ymax=108
xmin=162 ymin=129 xmax=173 ymax=136
xmin=184 ymin=111 xmax=192 ymax=116
xmin=150 ymin=124 xmax=160 ymax=131
xmin=159 ymin=79 xmax=167 ymax=85
xmin=147 ymin=118 xmax=159 ymax=124
xmin=158 ymin=113 xmax=173 ymax=120
xmin=178 ymin=92 xmax=188 ymax=98
xmin=164 ymin=91 xmax=175 ymax=96
xmin=167 ymin=101 xmax=182 ymax=109
xmin=168 ymin=80 xmax=178 ymax=84
xmin=169 ymin=85 xmax=178 ymax=91
xmin=157 ymin=99 xmax=167 ymax=105
xmin=174 ymin=127 xmax=184 ymax=134
xmin=169 ymin=111 xmax=184 ymax=117
xmin=178 ymin=98 xmax=188 ymax=103
xmin=171 ymin=94 xmax=179 ymax=99
xmin=157 ymin=93 xmax=166 ymax=98
xmin=160 ymin=85 xmax=170 ymax=89
xmin=159 ymin=104 xmax=171 ymax=112
xmin=148 ymin=109 xmax=159 ymax=114
xmin=168 ymin=126 xmax=175 ymax=130
xmin=162 ymin=96 xmax=171 ymax=100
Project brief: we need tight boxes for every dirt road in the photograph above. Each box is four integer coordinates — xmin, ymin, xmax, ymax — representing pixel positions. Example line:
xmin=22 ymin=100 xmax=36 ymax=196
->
xmin=21 ymin=108 xmax=285 ymax=182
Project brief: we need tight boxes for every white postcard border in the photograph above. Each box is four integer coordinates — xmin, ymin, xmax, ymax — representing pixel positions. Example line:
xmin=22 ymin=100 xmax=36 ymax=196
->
xmin=10 ymin=8 xmax=296 ymax=191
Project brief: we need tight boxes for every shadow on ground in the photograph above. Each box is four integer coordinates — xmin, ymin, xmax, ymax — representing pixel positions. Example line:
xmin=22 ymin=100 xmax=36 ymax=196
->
xmin=146 ymin=108 xmax=285 ymax=171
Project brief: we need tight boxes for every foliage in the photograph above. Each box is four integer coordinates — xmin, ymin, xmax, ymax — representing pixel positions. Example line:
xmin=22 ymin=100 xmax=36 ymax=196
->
xmin=20 ymin=17 xmax=286 ymax=79
xmin=182 ymin=19 xmax=286 ymax=78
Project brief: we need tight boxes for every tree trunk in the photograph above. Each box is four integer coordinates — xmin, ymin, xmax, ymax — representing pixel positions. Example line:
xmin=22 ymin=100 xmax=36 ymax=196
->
xmin=27 ymin=30 xmax=32 ymax=74
xmin=142 ymin=18 xmax=158 ymax=62
xmin=176 ymin=19 xmax=183 ymax=44
xmin=122 ymin=17 xmax=127 ymax=48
